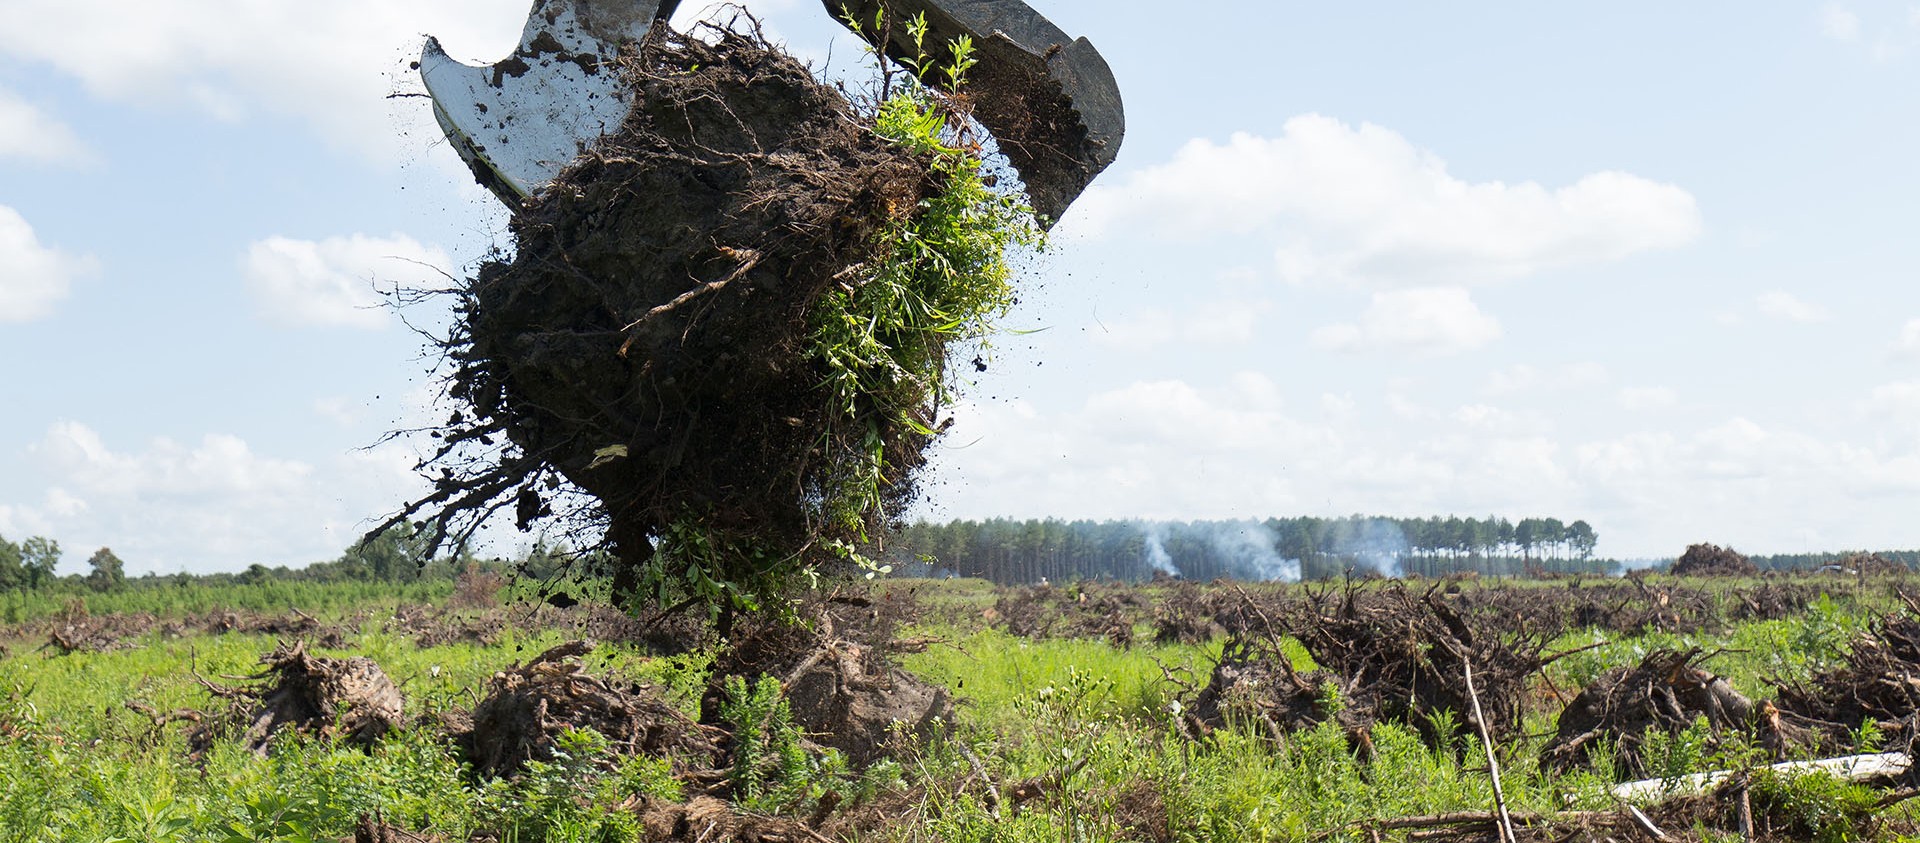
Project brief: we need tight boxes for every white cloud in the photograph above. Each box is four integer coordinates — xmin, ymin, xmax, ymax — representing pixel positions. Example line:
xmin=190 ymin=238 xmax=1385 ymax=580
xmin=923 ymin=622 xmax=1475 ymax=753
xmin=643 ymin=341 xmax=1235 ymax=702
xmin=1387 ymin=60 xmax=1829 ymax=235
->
xmin=243 ymin=233 xmax=452 ymax=328
xmin=1067 ymin=115 xmax=1701 ymax=288
xmin=1617 ymin=386 xmax=1678 ymax=411
xmin=1092 ymin=299 xmax=1271 ymax=350
xmin=1312 ymin=288 xmax=1501 ymax=355
xmin=927 ymin=375 xmax=1920 ymax=558
xmin=0 ymin=0 xmax=527 ymax=160
xmin=0 ymin=204 xmax=96 ymax=322
xmin=7 ymin=421 xmax=430 ymax=574
xmin=0 ymin=85 xmax=95 ymax=165
xmin=1482 ymin=362 xmax=1609 ymax=396
xmin=1755 ymin=290 xmax=1829 ymax=323
xmin=1893 ymin=319 xmax=1920 ymax=357
xmin=1823 ymin=3 xmax=1863 ymax=40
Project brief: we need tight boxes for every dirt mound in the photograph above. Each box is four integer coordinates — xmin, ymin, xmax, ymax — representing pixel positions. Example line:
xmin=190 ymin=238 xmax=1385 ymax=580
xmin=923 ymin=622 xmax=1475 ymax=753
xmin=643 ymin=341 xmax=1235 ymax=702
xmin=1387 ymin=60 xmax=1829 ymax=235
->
xmin=459 ymin=640 xmax=723 ymax=780
xmin=1541 ymin=648 xmax=1763 ymax=777
xmin=1673 ymin=542 xmax=1758 ymax=577
xmin=194 ymin=640 xmax=403 ymax=755
xmin=1179 ymin=583 xmax=1550 ymax=754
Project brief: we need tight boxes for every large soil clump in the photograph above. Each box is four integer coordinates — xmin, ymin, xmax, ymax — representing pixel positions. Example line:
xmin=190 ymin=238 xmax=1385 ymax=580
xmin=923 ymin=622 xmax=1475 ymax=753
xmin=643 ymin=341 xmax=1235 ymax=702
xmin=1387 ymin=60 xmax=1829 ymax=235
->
xmin=412 ymin=22 xmax=1013 ymax=610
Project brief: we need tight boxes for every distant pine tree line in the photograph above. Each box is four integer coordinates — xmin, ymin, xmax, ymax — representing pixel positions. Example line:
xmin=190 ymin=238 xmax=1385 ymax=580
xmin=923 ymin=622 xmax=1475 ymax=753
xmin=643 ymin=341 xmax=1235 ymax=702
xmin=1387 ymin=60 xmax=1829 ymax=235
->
xmin=882 ymin=515 xmax=1610 ymax=585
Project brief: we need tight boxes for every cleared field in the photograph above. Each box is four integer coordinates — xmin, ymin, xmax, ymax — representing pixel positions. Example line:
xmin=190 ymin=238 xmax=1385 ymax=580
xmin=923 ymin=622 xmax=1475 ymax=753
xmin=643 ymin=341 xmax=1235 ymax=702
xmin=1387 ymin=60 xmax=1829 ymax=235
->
xmin=2 ymin=573 xmax=1917 ymax=841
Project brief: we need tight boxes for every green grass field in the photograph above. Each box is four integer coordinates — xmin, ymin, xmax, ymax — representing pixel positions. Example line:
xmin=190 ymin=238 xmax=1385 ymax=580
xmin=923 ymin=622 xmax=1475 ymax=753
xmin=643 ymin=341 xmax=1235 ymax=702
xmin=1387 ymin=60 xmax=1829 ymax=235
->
xmin=1 ymin=575 xmax=1916 ymax=842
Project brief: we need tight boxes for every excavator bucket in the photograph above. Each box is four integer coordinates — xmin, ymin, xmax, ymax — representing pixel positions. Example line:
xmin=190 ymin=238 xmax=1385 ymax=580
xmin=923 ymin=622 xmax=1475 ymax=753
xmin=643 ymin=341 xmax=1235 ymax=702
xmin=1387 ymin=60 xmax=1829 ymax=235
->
xmin=420 ymin=0 xmax=1123 ymax=224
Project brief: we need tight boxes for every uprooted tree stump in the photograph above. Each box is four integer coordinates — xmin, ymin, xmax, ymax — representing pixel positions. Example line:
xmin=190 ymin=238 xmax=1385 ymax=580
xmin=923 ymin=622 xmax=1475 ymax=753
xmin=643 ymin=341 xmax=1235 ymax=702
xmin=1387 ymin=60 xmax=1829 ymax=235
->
xmin=384 ymin=18 xmax=1037 ymax=623
xmin=1282 ymin=583 xmax=1551 ymax=752
xmin=702 ymin=600 xmax=951 ymax=767
xmin=1181 ymin=637 xmax=1378 ymax=757
xmin=193 ymin=640 xmax=404 ymax=755
xmin=1541 ymin=648 xmax=1765 ymax=778
xmin=1774 ymin=612 xmax=1920 ymax=750
xmin=457 ymin=640 xmax=724 ymax=780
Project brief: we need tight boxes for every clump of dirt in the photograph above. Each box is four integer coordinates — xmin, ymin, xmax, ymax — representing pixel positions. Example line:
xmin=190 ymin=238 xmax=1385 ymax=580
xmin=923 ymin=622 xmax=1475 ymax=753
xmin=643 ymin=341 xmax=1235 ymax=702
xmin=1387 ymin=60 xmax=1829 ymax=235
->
xmin=399 ymin=20 xmax=955 ymax=609
xmin=458 ymin=640 xmax=723 ymax=780
xmin=193 ymin=640 xmax=404 ymax=755
xmin=1673 ymin=542 xmax=1759 ymax=577
xmin=703 ymin=595 xmax=950 ymax=767
xmin=1541 ymin=648 xmax=1765 ymax=778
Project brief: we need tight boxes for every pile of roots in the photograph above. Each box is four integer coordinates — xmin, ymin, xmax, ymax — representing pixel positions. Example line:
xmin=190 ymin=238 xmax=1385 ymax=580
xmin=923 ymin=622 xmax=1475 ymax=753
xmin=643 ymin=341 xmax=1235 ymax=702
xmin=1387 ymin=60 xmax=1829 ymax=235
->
xmin=1774 ymin=611 xmax=1920 ymax=750
xmin=399 ymin=21 xmax=976 ymax=610
xmin=456 ymin=640 xmax=725 ymax=780
xmin=702 ymin=594 xmax=951 ymax=767
xmin=1183 ymin=583 xmax=1550 ymax=752
xmin=1540 ymin=648 xmax=1764 ymax=777
xmin=192 ymin=641 xmax=404 ymax=755
xmin=1672 ymin=542 xmax=1759 ymax=577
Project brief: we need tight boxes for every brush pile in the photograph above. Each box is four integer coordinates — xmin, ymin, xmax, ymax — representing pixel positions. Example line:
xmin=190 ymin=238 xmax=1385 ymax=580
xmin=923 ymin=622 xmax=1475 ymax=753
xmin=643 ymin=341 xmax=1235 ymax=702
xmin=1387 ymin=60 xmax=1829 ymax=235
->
xmin=1672 ymin=542 xmax=1759 ymax=577
xmin=1540 ymin=648 xmax=1762 ymax=777
xmin=1773 ymin=612 xmax=1920 ymax=750
xmin=1184 ymin=583 xmax=1549 ymax=752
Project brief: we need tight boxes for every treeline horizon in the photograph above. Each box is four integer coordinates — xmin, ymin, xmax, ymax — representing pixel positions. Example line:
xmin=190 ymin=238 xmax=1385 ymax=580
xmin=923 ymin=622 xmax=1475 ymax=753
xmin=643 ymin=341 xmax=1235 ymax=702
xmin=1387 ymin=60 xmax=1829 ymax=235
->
xmin=881 ymin=516 xmax=1920 ymax=585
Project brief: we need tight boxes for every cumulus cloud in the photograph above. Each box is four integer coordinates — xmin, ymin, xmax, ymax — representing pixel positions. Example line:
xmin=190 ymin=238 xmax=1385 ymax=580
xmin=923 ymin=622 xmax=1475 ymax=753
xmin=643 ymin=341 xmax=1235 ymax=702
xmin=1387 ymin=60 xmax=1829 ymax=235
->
xmin=1311 ymin=288 xmax=1501 ymax=355
xmin=243 ymin=233 xmax=452 ymax=328
xmin=0 ymin=204 xmax=96 ymax=322
xmin=1755 ymin=290 xmax=1829 ymax=323
xmin=1892 ymin=319 xmax=1920 ymax=357
xmin=7 ymin=421 xmax=427 ymax=574
xmin=1822 ymin=3 xmax=1863 ymax=39
xmin=1617 ymin=386 xmax=1679 ymax=411
xmin=0 ymin=0 xmax=526 ymax=160
xmin=1482 ymin=362 xmax=1609 ymax=396
xmin=926 ymin=375 xmax=1920 ymax=558
xmin=0 ymin=86 xmax=95 ymax=165
xmin=1068 ymin=115 xmax=1701 ymax=288
xmin=1092 ymin=298 xmax=1271 ymax=350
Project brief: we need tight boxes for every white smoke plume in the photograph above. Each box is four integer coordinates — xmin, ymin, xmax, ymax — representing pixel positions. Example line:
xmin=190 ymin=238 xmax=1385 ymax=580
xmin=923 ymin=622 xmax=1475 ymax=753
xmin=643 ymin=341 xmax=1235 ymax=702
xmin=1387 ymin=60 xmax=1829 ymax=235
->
xmin=1329 ymin=518 xmax=1410 ymax=576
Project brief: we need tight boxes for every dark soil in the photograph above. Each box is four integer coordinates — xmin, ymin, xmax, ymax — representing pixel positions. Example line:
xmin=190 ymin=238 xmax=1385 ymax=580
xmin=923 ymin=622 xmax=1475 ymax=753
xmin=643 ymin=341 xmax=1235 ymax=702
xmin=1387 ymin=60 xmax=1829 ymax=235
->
xmin=420 ymin=22 xmax=943 ymax=600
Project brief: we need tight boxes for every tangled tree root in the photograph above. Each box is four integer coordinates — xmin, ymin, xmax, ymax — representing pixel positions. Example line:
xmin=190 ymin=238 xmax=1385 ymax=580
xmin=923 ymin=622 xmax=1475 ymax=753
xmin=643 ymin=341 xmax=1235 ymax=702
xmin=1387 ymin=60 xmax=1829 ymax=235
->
xmin=457 ymin=640 xmax=724 ymax=780
xmin=703 ymin=597 xmax=951 ymax=767
xmin=192 ymin=640 xmax=404 ymax=755
xmin=1541 ymin=648 xmax=1764 ymax=778
xmin=391 ymin=18 xmax=978 ymax=617
xmin=1774 ymin=612 xmax=1920 ymax=751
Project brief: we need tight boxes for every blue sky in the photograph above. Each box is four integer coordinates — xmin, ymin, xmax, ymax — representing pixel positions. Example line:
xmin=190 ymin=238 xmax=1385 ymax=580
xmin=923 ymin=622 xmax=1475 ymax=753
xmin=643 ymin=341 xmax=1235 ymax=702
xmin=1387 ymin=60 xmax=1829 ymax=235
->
xmin=2 ymin=1 xmax=1918 ymax=574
